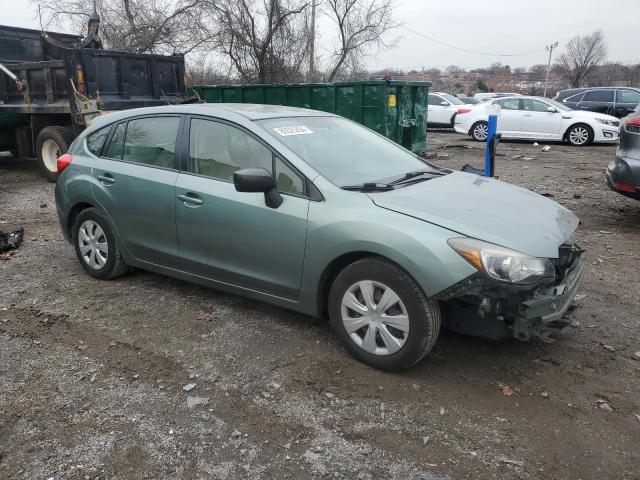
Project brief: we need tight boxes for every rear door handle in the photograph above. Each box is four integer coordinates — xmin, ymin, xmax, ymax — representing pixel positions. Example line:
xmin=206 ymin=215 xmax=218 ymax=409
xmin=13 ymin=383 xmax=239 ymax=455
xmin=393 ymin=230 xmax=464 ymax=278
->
xmin=97 ymin=173 xmax=115 ymax=185
xmin=178 ymin=193 xmax=203 ymax=206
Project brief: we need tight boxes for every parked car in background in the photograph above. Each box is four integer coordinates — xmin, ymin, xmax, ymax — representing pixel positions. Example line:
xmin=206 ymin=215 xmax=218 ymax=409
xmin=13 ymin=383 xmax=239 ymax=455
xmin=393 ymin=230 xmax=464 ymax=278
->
xmin=456 ymin=96 xmax=481 ymax=105
xmin=473 ymin=92 xmax=522 ymax=102
xmin=455 ymin=95 xmax=620 ymax=145
xmin=606 ymin=104 xmax=640 ymax=200
xmin=427 ymin=92 xmax=474 ymax=127
xmin=553 ymin=87 xmax=640 ymax=118
xmin=55 ymin=103 xmax=585 ymax=371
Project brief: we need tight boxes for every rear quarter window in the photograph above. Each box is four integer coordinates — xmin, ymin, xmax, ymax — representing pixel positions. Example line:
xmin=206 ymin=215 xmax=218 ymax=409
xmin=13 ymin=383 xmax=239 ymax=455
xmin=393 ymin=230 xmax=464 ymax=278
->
xmin=86 ymin=126 xmax=111 ymax=156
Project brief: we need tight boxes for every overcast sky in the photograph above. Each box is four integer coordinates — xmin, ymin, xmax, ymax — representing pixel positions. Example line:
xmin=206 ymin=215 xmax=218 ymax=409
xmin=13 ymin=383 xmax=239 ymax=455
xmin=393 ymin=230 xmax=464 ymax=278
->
xmin=4 ymin=0 xmax=640 ymax=70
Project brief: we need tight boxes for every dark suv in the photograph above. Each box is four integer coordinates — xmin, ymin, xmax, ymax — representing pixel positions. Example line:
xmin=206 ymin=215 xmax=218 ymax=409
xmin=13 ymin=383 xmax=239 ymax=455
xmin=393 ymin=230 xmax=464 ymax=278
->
xmin=553 ymin=87 xmax=640 ymax=118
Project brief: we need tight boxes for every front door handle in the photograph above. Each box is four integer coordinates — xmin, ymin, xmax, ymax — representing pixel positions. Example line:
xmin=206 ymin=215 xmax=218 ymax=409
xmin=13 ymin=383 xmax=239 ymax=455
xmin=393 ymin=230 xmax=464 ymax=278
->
xmin=97 ymin=173 xmax=115 ymax=185
xmin=178 ymin=193 xmax=203 ymax=206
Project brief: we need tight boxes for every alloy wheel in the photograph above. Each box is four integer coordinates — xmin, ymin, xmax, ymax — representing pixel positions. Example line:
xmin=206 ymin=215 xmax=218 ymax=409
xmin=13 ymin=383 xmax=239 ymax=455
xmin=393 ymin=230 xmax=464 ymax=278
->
xmin=473 ymin=123 xmax=488 ymax=141
xmin=78 ymin=220 xmax=108 ymax=270
xmin=41 ymin=139 xmax=61 ymax=173
xmin=569 ymin=126 xmax=589 ymax=145
xmin=341 ymin=280 xmax=409 ymax=356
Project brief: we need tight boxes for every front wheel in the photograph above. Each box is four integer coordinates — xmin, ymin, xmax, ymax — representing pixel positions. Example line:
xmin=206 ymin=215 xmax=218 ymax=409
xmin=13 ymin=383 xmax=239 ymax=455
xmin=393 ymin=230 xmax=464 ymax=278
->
xmin=470 ymin=121 xmax=489 ymax=142
xmin=328 ymin=258 xmax=440 ymax=371
xmin=36 ymin=126 xmax=75 ymax=182
xmin=566 ymin=124 xmax=593 ymax=146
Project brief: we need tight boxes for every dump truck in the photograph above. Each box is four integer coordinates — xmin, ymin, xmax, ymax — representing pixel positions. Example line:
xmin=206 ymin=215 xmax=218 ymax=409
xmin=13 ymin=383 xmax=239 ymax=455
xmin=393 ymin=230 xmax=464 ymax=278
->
xmin=0 ymin=17 xmax=186 ymax=181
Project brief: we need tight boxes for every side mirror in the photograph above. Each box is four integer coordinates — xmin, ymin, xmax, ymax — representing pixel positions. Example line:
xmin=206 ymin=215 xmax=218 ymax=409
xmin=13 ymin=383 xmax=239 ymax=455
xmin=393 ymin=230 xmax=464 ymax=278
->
xmin=546 ymin=106 xmax=557 ymax=113
xmin=440 ymin=101 xmax=450 ymax=106
xmin=233 ymin=168 xmax=283 ymax=209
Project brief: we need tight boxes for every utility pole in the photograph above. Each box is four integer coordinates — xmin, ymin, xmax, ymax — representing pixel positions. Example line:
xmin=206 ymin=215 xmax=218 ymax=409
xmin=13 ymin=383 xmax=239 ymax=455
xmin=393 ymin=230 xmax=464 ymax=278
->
xmin=543 ymin=41 xmax=559 ymax=97
xmin=308 ymin=1 xmax=316 ymax=82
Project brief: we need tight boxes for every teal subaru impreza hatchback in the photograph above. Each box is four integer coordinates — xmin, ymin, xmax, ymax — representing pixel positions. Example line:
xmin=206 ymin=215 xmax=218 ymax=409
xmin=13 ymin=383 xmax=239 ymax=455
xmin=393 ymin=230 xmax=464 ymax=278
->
xmin=55 ymin=104 xmax=585 ymax=370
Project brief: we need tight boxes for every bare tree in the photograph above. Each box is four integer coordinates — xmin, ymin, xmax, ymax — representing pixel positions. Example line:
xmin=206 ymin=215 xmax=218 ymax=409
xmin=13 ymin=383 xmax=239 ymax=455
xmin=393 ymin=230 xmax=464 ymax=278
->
xmin=324 ymin=0 xmax=398 ymax=82
xmin=33 ymin=0 xmax=209 ymax=54
xmin=202 ymin=0 xmax=311 ymax=83
xmin=557 ymin=30 xmax=607 ymax=87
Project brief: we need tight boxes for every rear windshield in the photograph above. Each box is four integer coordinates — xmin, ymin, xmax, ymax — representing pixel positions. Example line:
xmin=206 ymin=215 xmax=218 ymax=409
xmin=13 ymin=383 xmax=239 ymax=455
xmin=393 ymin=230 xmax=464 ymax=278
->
xmin=257 ymin=116 xmax=438 ymax=187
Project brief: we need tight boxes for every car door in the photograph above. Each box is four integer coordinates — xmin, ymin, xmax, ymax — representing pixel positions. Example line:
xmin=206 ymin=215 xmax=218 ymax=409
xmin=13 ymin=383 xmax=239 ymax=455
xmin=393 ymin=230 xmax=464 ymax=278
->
xmin=427 ymin=94 xmax=450 ymax=124
xmin=614 ymin=90 xmax=640 ymax=118
xmin=493 ymin=98 xmax=522 ymax=137
xmin=520 ymin=98 xmax=563 ymax=140
xmin=175 ymin=116 xmax=310 ymax=300
xmin=579 ymin=89 xmax=615 ymax=115
xmin=90 ymin=115 xmax=182 ymax=269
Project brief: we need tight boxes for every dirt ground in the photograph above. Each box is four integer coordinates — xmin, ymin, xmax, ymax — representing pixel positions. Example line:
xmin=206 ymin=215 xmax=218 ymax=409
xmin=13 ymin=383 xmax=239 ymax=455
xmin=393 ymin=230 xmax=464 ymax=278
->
xmin=1 ymin=131 xmax=639 ymax=480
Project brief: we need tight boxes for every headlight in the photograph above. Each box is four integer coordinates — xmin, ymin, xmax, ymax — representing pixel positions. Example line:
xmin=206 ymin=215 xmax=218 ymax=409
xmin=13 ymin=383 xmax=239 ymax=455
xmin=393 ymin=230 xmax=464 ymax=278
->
xmin=448 ymin=238 xmax=555 ymax=285
xmin=596 ymin=118 xmax=616 ymax=126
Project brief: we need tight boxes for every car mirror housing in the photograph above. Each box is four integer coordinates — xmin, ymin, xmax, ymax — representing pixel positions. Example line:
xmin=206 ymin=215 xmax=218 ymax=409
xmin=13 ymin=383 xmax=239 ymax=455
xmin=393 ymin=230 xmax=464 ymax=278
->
xmin=547 ymin=106 xmax=557 ymax=113
xmin=233 ymin=168 xmax=283 ymax=208
xmin=440 ymin=101 xmax=450 ymax=106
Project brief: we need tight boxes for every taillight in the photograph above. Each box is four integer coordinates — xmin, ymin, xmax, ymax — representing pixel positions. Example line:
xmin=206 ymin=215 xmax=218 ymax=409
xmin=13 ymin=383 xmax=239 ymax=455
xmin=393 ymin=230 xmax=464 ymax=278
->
xmin=627 ymin=115 xmax=640 ymax=127
xmin=57 ymin=153 xmax=73 ymax=174
xmin=614 ymin=181 xmax=636 ymax=192
xmin=457 ymin=108 xmax=472 ymax=114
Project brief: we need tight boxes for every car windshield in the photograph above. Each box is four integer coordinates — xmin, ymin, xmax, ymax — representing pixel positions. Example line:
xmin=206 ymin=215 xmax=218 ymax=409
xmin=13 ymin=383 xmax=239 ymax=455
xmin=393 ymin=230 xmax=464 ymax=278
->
xmin=257 ymin=116 xmax=439 ymax=187
xmin=545 ymin=98 xmax=573 ymax=111
xmin=440 ymin=94 xmax=465 ymax=105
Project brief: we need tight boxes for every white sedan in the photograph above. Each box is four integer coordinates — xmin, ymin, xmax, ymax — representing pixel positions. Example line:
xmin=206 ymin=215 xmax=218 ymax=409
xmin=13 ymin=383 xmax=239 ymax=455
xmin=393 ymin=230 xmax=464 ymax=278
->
xmin=427 ymin=92 xmax=475 ymax=127
xmin=454 ymin=96 xmax=620 ymax=146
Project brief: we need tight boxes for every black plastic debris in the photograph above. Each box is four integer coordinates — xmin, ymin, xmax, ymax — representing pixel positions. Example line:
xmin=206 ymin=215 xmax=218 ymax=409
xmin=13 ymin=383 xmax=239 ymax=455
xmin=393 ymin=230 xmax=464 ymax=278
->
xmin=0 ymin=228 xmax=24 ymax=252
xmin=461 ymin=164 xmax=485 ymax=176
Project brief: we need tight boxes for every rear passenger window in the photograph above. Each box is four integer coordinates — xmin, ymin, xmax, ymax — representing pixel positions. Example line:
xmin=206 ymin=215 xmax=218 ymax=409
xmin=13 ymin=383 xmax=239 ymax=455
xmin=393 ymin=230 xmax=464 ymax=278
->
xmin=86 ymin=126 xmax=110 ymax=156
xmin=189 ymin=118 xmax=272 ymax=182
xmin=618 ymin=90 xmax=640 ymax=104
xmin=104 ymin=122 xmax=126 ymax=159
xmin=583 ymin=90 xmax=614 ymax=102
xmin=496 ymin=98 xmax=520 ymax=110
xmin=122 ymin=117 xmax=180 ymax=169
xmin=275 ymin=158 xmax=304 ymax=195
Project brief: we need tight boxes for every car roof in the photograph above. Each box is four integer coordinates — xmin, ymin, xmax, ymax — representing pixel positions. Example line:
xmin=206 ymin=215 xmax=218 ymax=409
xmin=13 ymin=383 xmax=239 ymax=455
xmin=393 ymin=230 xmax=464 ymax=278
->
xmin=89 ymin=103 xmax=336 ymax=130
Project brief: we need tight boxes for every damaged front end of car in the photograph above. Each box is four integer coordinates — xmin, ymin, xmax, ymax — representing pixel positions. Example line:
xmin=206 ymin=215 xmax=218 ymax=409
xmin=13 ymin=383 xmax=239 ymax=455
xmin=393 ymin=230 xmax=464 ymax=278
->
xmin=435 ymin=241 xmax=586 ymax=342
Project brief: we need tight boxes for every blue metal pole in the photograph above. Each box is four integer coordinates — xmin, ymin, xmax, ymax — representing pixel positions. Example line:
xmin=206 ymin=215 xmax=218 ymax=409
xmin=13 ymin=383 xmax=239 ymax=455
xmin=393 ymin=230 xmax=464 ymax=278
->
xmin=484 ymin=114 xmax=498 ymax=177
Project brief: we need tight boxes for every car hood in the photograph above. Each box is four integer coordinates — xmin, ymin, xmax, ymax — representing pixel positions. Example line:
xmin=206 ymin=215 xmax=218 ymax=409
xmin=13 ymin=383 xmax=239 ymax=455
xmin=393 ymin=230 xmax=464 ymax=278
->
xmin=370 ymin=172 xmax=578 ymax=258
xmin=564 ymin=109 xmax=618 ymax=123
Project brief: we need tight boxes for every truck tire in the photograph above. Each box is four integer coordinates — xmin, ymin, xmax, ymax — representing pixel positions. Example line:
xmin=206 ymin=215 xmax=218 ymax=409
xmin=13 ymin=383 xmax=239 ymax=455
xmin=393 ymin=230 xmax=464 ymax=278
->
xmin=36 ymin=126 xmax=75 ymax=182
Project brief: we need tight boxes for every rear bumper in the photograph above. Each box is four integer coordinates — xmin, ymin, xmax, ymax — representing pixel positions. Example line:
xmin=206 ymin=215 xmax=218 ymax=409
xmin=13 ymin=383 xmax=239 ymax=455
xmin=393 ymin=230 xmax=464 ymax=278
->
xmin=605 ymin=154 xmax=640 ymax=200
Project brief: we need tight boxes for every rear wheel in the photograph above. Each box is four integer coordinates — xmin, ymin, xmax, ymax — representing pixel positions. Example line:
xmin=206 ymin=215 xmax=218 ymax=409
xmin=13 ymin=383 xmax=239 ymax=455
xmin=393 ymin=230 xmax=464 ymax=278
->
xmin=566 ymin=124 xmax=593 ymax=146
xmin=470 ymin=121 xmax=488 ymax=142
xmin=328 ymin=258 xmax=440 ymax=371
xmin=72 ymin=208 xmax=128 ymax=280
xmin=36 ymin=126 xmax=75 ymax=182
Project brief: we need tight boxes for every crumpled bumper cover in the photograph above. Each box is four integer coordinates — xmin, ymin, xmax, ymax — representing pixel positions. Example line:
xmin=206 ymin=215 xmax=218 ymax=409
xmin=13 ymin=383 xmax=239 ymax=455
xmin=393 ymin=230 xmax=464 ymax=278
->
xmin=436 ymin=245 xmax=586 ymax=341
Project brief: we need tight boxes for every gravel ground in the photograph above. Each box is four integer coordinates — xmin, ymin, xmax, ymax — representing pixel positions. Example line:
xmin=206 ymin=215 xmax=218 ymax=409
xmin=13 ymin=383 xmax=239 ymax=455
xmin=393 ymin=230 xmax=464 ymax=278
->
xmin=1 ymin=131 xmax=639 ymax=480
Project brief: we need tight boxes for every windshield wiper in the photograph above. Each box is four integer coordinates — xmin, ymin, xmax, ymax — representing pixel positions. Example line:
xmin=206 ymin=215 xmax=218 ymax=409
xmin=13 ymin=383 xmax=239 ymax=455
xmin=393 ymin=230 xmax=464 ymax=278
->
xmin=341 ymin=182 xmax=394 ymax=191
xmin=389 ymin=169 xmax=447 ymax=185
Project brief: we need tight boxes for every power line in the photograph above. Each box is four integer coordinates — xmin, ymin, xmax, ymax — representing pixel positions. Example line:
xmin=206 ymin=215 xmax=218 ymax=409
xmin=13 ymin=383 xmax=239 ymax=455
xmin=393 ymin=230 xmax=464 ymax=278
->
xmin=400 ymin=26 xmax=547 ymax=57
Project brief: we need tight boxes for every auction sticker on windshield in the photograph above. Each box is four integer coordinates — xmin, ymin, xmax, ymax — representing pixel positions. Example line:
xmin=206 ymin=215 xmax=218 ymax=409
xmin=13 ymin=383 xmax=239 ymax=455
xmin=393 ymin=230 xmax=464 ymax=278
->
xmin=273 ymin=126 xmax=314 ymax=136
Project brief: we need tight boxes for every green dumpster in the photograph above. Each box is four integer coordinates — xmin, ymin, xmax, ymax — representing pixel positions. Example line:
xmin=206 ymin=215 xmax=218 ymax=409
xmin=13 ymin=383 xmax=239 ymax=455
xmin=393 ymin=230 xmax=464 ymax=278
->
xmin=191 ymin=80 xmax=431 ymax=153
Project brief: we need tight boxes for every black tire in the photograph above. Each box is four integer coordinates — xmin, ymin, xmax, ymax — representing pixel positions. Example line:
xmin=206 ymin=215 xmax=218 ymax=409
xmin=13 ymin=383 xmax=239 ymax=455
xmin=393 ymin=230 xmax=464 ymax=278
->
xmin=565 ymin=123 xmax=594 ymax=146
xmin=72 ymin=208 xmax=128 ymax=280
xmin=35 ymin=126 xmax=75 ymax=182
xmin=470 ymin=121 xmax=488 ymax=142
xmin=328 ymin=258 xmax=440 ymax=371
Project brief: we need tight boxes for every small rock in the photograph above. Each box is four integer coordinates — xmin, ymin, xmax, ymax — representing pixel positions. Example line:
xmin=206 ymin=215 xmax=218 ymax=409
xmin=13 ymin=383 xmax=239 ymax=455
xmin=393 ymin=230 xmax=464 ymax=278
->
xmin=133 ymin=374 xmax=139 ymax=380
xmin=189 ymin=373 xmax=196 ymax=379
xmin=186 ymin=396 xmax=209 ymax=408
xmin=231 ymin=430 xmax=242 ymax=438
xmin=533 ymin=142 xmax=539 ymax=146
xmin=281 ymin=442 xmax=292 ymax=450
xmin=182 ymin=383 xmax=197 ymax=392
xmin=599 ymin=230 xmax=613 ymax=234
xmin=522 ymin=156 xmax=535 ymax=161
xmin=422 ymin=436 xmax=431 ymax=445
xmin=541 ymin=145 xmax=551 ymax=152
xmin=598 ymin=402 xmax=614 ymax=413
xmin=511 ymin=154 xmax=523 ymax=159
xmin=632 ymin=351 xmax=640 ymax=361
xmin=634 ymin=414 xmax=640 ymax=422
xmin=573 ymin=193 xmax=582 ymax=199
xmin=89 ymin=374 xmax=96 ymax=383
xmin=412 ymin=383 xmax=421 ymax=391
xmin=439 ymin=407 xmax=446 ymax=416
xmin=601 ymin=344 xmax=616 ymax=352
xmin=324 ymin=392 xmax=335 ymax=399
xmin=501 ymin=457 xmax=524 ymax=467
xmin=303 ymin=449 xmax=320 ymax=462
xmin=168 ymin=429 xmax=174 ymax=435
